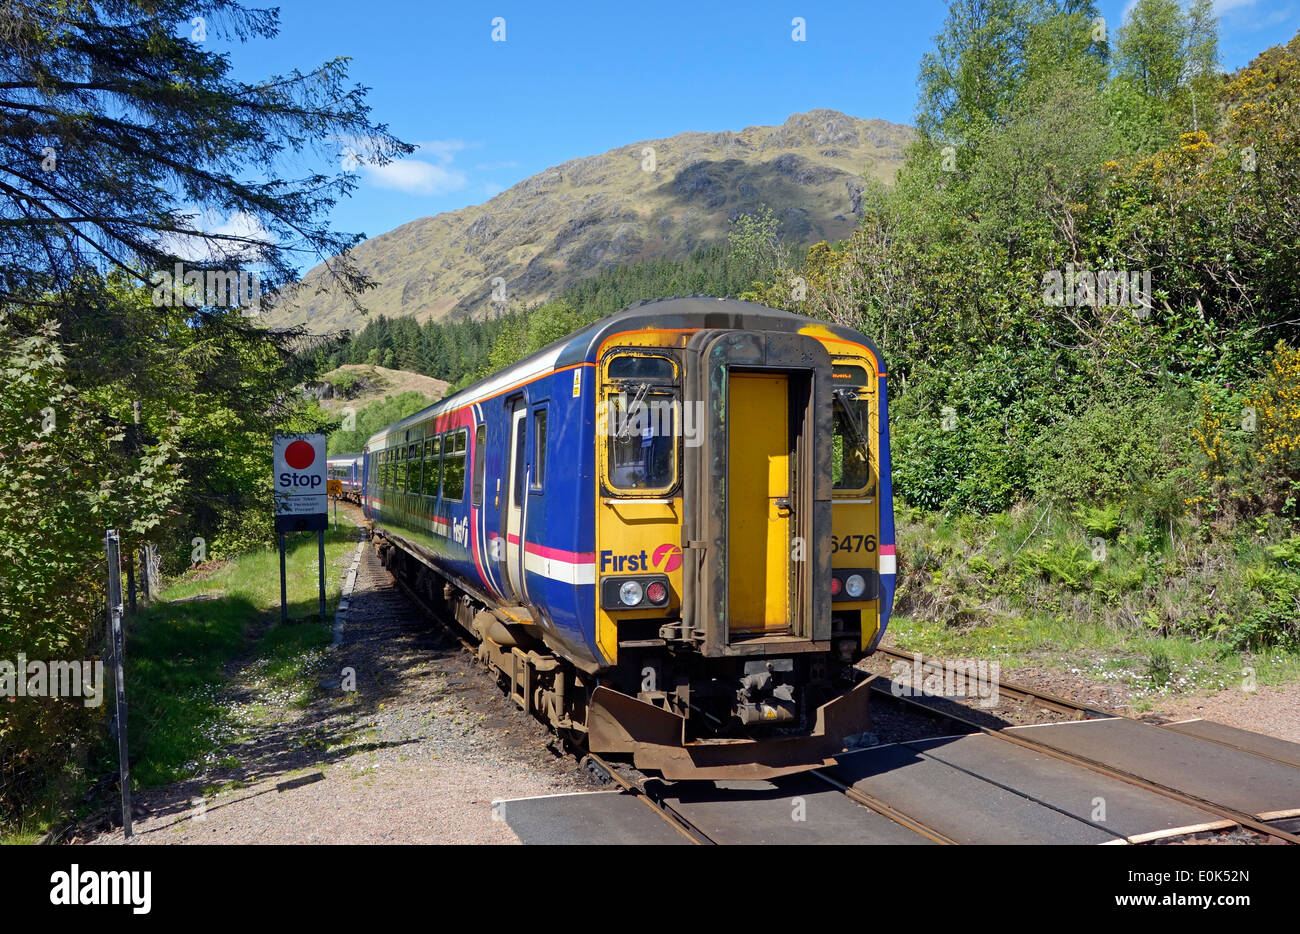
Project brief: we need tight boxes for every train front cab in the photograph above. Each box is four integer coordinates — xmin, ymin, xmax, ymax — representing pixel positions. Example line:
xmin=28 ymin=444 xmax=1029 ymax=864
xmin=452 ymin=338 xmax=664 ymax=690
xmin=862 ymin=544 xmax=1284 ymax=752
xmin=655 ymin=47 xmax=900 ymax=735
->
xmin=587 ymin=322 xmax=889 ymax=779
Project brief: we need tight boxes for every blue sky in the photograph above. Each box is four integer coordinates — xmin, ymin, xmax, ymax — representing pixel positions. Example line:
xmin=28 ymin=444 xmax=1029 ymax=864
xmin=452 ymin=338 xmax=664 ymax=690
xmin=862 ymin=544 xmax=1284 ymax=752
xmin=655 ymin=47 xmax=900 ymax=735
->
xmin=215 ymin=0 xmax=1300 ymax=246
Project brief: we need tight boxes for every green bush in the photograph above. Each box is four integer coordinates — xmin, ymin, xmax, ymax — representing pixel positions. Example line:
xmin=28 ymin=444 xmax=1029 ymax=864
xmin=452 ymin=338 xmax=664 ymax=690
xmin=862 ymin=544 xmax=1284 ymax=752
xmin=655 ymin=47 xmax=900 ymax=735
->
xmin=1232 ymin=537 xmax=1300 ymax=650
xmin=1030 ymin=390 xmax=1196 ymax=506
xmin=890 ymin=348 xmax=1067 ymax=514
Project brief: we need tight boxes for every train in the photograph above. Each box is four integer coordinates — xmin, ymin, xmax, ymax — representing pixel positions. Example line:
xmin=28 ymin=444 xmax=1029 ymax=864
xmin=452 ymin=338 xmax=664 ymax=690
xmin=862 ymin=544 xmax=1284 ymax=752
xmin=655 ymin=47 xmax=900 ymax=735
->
xmin=359 ymin=296 xmax=895 ymax=779
xmin=326 ymin=453 xmax=363 ymax=502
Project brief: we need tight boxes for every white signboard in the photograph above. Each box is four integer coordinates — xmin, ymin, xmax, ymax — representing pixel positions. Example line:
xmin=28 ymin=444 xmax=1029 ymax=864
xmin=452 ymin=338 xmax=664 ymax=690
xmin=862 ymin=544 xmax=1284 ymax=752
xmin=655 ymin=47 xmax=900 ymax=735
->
xmin=273 ymin=432 xmax=327 ymax=530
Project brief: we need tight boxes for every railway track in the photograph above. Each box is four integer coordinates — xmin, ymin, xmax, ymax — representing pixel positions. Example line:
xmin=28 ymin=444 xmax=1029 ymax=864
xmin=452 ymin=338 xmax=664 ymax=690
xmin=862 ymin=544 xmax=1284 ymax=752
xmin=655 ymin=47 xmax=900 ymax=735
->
xmin=806 ymin=766 xmax=957 ymax=844
xmin=865 ymin=647 xmax=1300 ymax=845
xmin=382 ymin=540 xmax=955 ymax=843
xmin=581 ymin=754 xmax=717 ymax=844
xmin=872 ymin=644 xmax=1114 ymax=719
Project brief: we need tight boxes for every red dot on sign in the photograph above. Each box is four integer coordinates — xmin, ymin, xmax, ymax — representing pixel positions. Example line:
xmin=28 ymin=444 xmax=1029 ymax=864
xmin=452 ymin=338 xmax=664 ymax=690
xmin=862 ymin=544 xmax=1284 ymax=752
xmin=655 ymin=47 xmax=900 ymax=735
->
xmin=285 ymin=440 xmax=315 ymax=469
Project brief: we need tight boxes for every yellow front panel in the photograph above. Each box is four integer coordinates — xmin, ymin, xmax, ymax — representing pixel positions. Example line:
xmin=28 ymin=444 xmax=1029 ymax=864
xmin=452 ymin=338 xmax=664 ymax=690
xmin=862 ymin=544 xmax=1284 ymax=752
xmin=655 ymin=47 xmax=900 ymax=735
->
xmin=728 ymin=372 xmax=790 ymax=634
xmin=825 ymin=350 xmax=883 ymax=650
xmin=594 ymin=331 xmax=691 ymax=665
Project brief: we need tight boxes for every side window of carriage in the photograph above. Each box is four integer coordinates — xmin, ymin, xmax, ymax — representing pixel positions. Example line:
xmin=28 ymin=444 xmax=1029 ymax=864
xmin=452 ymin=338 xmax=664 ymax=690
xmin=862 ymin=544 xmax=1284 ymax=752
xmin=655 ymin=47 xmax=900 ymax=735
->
xmin=407 ymin=442 xmax=421 ymax=493
xmin=442 ymin=428 xmax=467 ymax=501
xmin=530 ymin=406 xmax=547 ymax=493
xmin=423 ymin=435 xmax=441 ymax=497
xmin=601 ymin=352 xmax=679 ymax=495
xmin=472 ymin=425 xmax=487 ymax=506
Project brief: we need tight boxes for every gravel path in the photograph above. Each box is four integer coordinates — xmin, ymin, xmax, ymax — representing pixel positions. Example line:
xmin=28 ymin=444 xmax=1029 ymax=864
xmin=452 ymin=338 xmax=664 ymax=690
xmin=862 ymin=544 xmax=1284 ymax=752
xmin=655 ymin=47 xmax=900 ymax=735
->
xmin=84 ymin=537 xmax=589 ymax=845
xmin=1149 ymin=684 xmax=1300 ymax=743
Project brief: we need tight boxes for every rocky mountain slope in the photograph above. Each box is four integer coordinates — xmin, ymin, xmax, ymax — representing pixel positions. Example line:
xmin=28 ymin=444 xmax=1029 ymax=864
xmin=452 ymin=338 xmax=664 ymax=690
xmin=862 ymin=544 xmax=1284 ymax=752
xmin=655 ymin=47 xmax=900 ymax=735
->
xmin=268 ymin=109 xmax=913 ymax=332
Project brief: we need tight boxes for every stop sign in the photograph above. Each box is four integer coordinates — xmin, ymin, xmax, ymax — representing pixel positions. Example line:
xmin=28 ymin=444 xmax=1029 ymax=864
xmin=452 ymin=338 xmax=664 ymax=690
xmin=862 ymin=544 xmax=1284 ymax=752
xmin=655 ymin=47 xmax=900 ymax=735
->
xmin=273 ymin=432 xmax=327 ymax=531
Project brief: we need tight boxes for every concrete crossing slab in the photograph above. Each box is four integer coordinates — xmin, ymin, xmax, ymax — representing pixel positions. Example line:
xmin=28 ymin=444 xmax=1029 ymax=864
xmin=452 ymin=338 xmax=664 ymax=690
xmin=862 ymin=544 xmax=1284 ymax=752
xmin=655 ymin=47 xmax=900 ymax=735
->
xmin=658 ymin=774 xmax=933 ymax=845
xmin=1160 ymin=718 xmax=1300 ymax=770
xmin=496 ymin=791 xmax=692 ymax=845
xmin=904 ymin=734 xmax=1230 ymax=843
xmin=1006 ymin=718 xmax=1300 ymax=819
xmin=833 ymin=743 xmax=1119 ymax=844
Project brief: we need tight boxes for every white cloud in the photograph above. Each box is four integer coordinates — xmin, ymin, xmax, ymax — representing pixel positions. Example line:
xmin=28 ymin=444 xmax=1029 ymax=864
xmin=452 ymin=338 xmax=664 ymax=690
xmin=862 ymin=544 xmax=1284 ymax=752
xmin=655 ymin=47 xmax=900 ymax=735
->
xmin=415 ymin=139 xmax=468 ymax=164
xmin=364 ymin=159 xmax=468 ymax=195
xmin=355 ymin=138 xmax=472 ymax=196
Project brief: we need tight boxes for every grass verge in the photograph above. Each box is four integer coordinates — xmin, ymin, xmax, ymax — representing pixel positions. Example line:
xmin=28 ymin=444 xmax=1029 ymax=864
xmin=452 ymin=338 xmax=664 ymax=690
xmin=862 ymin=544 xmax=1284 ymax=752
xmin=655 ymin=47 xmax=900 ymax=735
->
xmin=889 ymin=503 xmax=1300 ymax=709
xmin=2 ymin=517 xmax=359 ymax=843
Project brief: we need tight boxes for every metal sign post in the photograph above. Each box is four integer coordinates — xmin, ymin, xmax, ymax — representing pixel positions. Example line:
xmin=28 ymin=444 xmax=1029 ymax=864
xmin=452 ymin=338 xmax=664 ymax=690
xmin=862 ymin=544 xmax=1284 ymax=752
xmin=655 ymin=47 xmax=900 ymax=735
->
xmin=279 ymin=530 xmax=288 ymax=625
xmin=273 ymin=432 xmax=328 ymax=623
xmin=318 ymin=531 xmax=327 ymax=620
xmin=105 ymin=529 xmax=131 ymax=839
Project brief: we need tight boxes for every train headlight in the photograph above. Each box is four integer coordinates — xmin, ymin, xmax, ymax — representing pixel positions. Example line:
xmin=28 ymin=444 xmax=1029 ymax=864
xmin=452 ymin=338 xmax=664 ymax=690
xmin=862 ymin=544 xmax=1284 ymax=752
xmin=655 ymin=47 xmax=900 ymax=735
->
xmin=845 ymin=574 xmax=867 ymax=599
xmin=619 ymin=580 xmax=644 ymax=606
xmin=601 ymin=574 xmax=669 ymax=610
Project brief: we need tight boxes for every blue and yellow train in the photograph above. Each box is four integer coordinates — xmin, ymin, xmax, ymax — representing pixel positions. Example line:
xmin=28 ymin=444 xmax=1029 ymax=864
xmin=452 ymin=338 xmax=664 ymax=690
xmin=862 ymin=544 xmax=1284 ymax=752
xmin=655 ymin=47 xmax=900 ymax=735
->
xmin=326 ymin=453 xmax=363 ymax=502
xmin=362 ymin=297 xmax=895 ymax=779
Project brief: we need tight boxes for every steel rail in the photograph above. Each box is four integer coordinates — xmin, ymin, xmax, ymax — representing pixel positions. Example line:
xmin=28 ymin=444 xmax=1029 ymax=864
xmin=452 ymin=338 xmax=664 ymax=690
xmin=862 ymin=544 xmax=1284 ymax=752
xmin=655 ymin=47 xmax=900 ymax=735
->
xmin=381 ymin=543 xmax=713 ymax=844
xmin=584 ymin=754 xmax=715 ymax=845
xmin=874 ymin=644 xmax=1112 ymax=719
xmin=807 ymin=768 xmax=958 ymax=844
xmin=866 ymin=677 xmax=1300 ymax=845
xmin=876 ymin=644 xmax=1300 ymax=770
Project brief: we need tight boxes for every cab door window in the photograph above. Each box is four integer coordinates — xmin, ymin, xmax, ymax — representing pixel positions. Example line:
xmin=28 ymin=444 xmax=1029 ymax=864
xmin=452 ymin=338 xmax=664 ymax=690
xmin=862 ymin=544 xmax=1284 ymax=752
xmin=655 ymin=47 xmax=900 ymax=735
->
xmin=601 ymin=352 xmax=679 ymax=495
xmin=472 ymin=425 xmax=487 ymax=505
xmin=832 ymin=385 xmax=874 ymax=495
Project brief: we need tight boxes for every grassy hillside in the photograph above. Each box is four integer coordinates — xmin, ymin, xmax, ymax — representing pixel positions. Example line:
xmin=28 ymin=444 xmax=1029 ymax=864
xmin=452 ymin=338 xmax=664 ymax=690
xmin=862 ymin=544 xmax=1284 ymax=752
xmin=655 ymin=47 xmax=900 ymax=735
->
xmin=325 ymin=389 xmax=436 ymax=454
xmin=317 ymin=364 xmax=448 ymax=414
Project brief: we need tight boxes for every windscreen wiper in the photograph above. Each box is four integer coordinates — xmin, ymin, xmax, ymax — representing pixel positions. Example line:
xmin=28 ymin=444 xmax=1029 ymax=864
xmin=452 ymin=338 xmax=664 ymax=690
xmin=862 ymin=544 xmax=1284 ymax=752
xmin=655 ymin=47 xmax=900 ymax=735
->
xmin=833 ymin=387 xmax=869 ymax=450
xmin=617 ymin=381 xmax=650 ymax=439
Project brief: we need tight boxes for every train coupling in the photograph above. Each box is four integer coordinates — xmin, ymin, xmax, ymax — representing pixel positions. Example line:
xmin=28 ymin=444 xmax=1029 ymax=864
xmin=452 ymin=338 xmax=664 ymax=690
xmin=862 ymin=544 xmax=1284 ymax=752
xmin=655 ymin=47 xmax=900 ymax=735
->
xmin=587 ymin=678 xmax=872 ymax=781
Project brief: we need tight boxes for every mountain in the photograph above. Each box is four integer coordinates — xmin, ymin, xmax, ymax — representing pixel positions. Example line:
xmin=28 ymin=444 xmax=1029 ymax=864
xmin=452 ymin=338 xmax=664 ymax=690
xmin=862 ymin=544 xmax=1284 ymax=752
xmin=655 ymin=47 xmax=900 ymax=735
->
xmin=267 ymin=109 xmax=914 ymax=332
